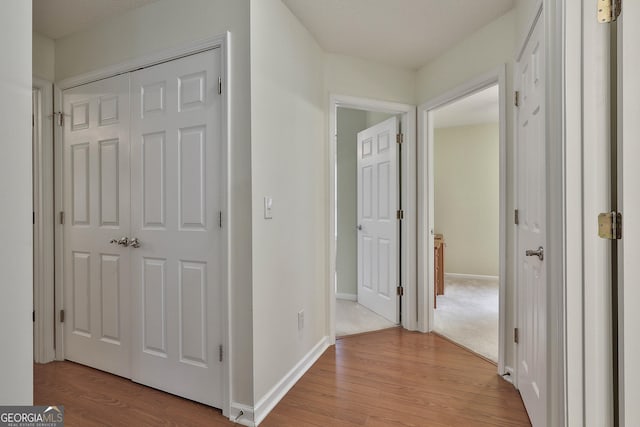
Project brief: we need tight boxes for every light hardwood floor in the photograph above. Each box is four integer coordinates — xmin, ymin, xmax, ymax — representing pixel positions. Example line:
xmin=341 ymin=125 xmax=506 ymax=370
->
xmin=35 ymin=329 xmax=530 ymax=426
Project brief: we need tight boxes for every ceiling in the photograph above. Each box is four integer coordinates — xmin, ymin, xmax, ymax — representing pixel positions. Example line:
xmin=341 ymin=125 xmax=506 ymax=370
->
xmin=33 ymin=0 xmax=159 ymax=40
xmin=282 ymin=0 xmax=515 ymax=70
xmin=433 ymin=85 xmax=499 ymax=129
xmin=33 ymin=0 xmax=515 ymax=69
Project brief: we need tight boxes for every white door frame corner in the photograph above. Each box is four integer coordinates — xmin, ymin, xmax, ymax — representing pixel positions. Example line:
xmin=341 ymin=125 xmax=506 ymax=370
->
xmin=328 ymin=94 xmax=417 ymax=343
xmin=52 ymin=33 xmax=233 ymax=417
xmin=417 ymin=66 xmax=508 ymax=374
xmin=32 ymin=77 xmax=56 ymax=364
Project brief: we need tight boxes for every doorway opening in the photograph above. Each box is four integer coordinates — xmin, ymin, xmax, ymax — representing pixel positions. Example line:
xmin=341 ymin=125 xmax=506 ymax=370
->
xmin=430 ymin=85 xmax=500 ymax=363
xmin=418 ymin=67 xmax=507 ymax=374
xmin=329 ymin=95 xmax=417 ymax=343
xmin=335 ymin=107 xmax=399 ymax=337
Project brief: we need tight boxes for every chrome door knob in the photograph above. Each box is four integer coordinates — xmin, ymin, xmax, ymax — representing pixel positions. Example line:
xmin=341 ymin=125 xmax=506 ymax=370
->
xmin=129 ymin=237 xmax=141 ymax=248
xmin=110 ymin=237 xmax=130 ymax=247
xmin=525 ymin=246 xmax=544 ymax=261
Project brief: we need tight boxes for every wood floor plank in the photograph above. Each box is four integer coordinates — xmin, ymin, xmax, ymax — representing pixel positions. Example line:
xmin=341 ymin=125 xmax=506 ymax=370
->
xmin=34 ymin=329 xmax=530 ymax=426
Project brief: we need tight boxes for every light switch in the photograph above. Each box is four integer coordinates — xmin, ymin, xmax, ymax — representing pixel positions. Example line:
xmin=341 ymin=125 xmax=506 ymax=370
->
xmin=264 ymin=196 xmax=273 ymax=219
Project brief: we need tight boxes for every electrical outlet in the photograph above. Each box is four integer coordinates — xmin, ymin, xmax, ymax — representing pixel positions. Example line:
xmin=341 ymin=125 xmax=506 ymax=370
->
xmin=297 ymin=310 xmax=304 ymax=331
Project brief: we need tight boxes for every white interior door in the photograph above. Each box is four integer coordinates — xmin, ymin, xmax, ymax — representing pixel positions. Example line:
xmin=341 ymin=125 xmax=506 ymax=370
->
xmin=357 ymin=117 xmax=399 ymax=323
xmin=515 ymin=13 xmax=546 ymax=427
xmin=63 ymin=74 xmax=131 ymax=377
xmin=129 ymin=49 xmax=224 ymax=407
xmin=619 ymin=4 xmax=640 ymax=425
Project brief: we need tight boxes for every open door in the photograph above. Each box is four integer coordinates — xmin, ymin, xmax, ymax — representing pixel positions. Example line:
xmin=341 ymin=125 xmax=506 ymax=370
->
xmin=515 ymin=10 xmax=547 ymax=427
xmin=356 ymin=117 xmax=399 ymax=323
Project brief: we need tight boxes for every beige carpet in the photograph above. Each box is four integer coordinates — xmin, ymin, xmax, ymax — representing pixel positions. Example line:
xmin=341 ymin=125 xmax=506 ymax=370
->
xmin=335 ymin=299 xmax=397 ymax=337
xmin=434 ymin=276 xmax=499 ymax=362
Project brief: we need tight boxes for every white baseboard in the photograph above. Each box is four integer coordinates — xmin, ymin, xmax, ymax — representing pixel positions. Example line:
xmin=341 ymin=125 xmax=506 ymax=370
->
xmin=253 ymin=336 xmax=330 ymax=425
xmin=444 ymin=273 xmax=499 ymax=281
xmin=229 ymin=403 xmax=255 ymax=426
xmin=336 ymin=292 xmax=357 ymax=301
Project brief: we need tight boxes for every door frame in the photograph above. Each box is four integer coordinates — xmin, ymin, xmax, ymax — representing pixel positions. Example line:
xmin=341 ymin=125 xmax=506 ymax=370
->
xmin=417 ymin=66 xmax=507 ymax=374
xmin=32 ymin=77 xmax=56 ymax=364
xmin=328 ymin=95 xmax=417 ymax=343
xmin=53 ymin=33 xmax=232 ymax=416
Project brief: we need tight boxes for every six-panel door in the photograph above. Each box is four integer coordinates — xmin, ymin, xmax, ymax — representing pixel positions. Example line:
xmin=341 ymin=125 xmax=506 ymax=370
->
xmin=63 ymin=49 xmax=224 ymax=408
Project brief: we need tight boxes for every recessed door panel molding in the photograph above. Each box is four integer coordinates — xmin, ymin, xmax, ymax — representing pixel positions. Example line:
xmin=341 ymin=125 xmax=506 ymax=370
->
xmin=99 ymin=95 xmax=119 ymax=127
xmin=142 ymin=131 xmax=166 ymax=229
xmin=362 ymin=166 xmax=373 ymax=219
xmin=71 ymin=101 xmax=89 ymax=131
xmin=377 ymin=131 xmax=390 ymax=153
xmin=516 ymin=14 xmax=547 ymax=427
xmin=179 ymin=261 xmax=208 ymax=367
xmin=142 ymin=258 xmax=167 ymax=357
xmin=72 ymin=251 xmax=91 ymax=337
xmin=179 ymin=126 xmax=206 ymax=230
xmin=99 ymin=139 xmax=119 ymax=227
xmin=141 ymin=82 xmax=166 ymax=117
xmin=178 ymin=71 xmax=206 ymax=112
xmin=100 ymin=254 xmax=121 ymax=344
xmin=377 ymin=238 xmax=391 ymax=298
xmin=377 ymin=161 xmax=390 ymax=220
xmin=357 ymin=117 xmax=399 ymax=323
xmin=71 ymin=143 xmax=90 ymax=225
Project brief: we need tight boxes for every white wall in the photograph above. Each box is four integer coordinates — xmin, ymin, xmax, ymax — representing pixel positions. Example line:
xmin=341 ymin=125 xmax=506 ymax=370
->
xmin=434 ymin=123 xmax=499 ymax=277
xmin=54 ymin=0 xmax=254 ymax=407
xmin=0 ymin=0 xmax=32 ymax=405
xmin=366 ymin=111 xmax=395 ymax=128
xmin=250 ymin=0 xmax=327 ymax=408
xmin=417 ymin=9 xmax=517 ymax=368
xmin=33 ymin=32 xmax=55 ymax=82
xmin=336 ymin=108 xmax=366 ymax=297
xmin=325 ymin=54 xmax=417 ymax=105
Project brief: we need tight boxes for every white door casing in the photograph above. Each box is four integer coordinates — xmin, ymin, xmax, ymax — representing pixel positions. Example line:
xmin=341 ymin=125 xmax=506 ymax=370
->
xmin=63 ymin=74 xmax=132 ymax=377
xmin=357 ymin=117 xmax=399 ymax=323
xmin=515 ymin=13 xmax=546 ymax=427
xmin=129 ymin=50 xmax=224 ymax=407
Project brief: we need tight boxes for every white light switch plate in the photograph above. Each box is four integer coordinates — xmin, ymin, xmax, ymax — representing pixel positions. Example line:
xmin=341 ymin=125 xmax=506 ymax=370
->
xmin=264 ymin=196 xmax=273 ymax=219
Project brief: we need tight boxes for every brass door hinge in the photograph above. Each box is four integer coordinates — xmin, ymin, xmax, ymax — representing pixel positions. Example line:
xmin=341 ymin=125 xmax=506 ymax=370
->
xmin=59 ymin=211 xmax=65 ymax=225
xmin=60 ymin=309 xmax=65 ymax=323
xmin=218 ymin=76 xmax=222 ymax=95
xmin=514 ymin=209 xmax=519 ymax=225
xmin=219 ymin=344 xmax=224 ymax=362
xmin=396 ymin=286 xmax=404 ymax=296
xmin=514 ymin=91 xmax=520 ymax=107
xmin=598 ymin=0 xmax=622 ymax=23
xmin=396 ymin=133 xmax=404 ymax=144
xmin=598 ymin=211 xmax=622 ymax=239
xmin=397 ymin=210 xmax=404 ymax=220
xmin=514 ymin=327 xmax=519 ymax=344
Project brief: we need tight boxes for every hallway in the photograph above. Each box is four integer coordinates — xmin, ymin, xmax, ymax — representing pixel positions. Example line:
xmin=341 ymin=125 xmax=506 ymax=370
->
xmin=35 ymin=328 xmax=530 ymax=426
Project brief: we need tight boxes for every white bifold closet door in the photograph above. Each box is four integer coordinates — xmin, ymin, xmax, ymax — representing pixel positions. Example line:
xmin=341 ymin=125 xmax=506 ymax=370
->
xmin=63 ymin=73 xmax=132 ymax=378
xmin=63 ymin=49 xmax=224 ymax=408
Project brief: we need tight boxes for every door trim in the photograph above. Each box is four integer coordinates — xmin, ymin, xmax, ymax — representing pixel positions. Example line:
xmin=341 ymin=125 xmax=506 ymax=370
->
xmin=32 ymin=77 xmax=56 ymax=364
xmin=328 ymin=95 xmax=417 ymax=343
xmin=53 ymin=33 xmax=232 ymax=416
xmin=417 ymin=67 xmax=507 ymax=374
